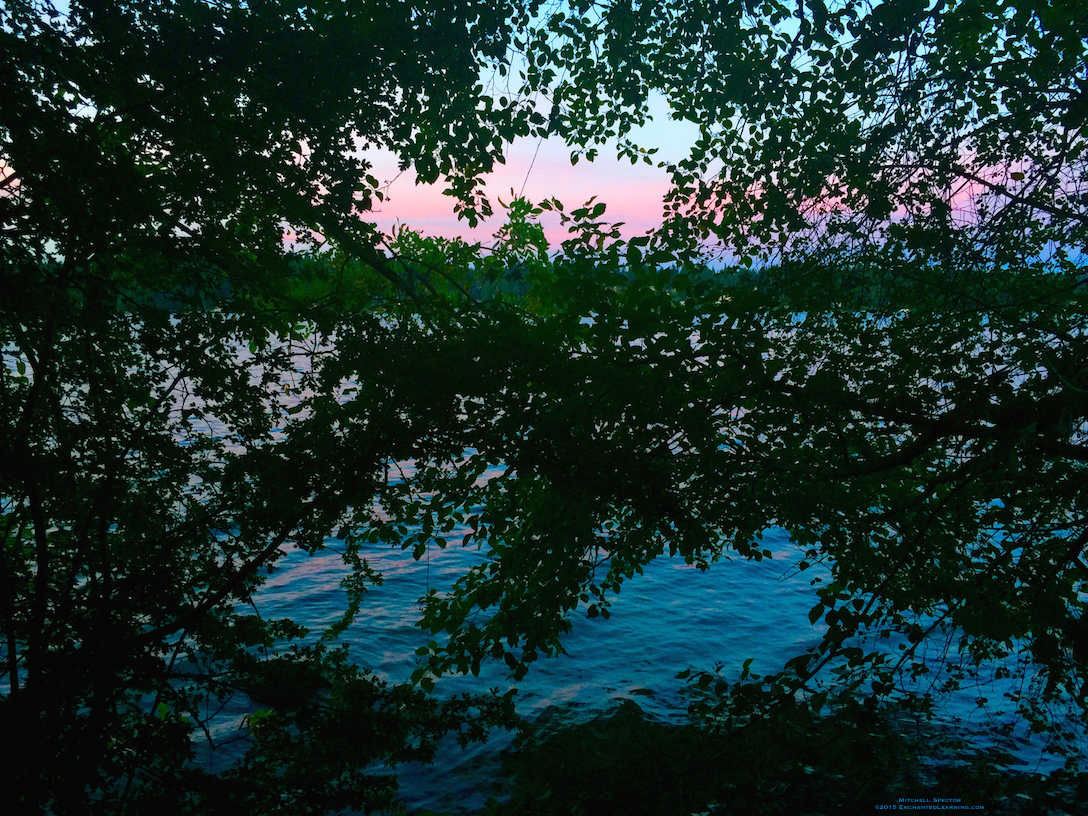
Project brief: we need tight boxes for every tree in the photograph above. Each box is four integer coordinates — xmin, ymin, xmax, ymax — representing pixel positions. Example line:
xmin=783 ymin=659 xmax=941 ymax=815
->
xmin=400 ymin=0 xmax=1088 ymax=768
xmin=3 ymin=0 xmax=1087 ymax=812
xmin=1 ymin=0 xmax=550 ymax=811
xmin=402 ymin=214 xmax=1088 ymax=755
xmin=528 ymin=0 xmax=1087 ymax=264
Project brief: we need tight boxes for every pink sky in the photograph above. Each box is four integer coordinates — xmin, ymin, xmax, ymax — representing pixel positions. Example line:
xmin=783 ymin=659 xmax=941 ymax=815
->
xmin=362 ymin=97 xmax=700 ymax=248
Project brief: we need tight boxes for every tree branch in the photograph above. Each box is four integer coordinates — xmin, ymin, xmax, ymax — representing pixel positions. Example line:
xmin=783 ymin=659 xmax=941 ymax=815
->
xmin=132 ymin=517 xmax=300 ymax=647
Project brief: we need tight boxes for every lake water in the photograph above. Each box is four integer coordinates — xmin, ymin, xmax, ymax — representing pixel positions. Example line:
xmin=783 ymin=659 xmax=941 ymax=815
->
xmin=170 ymin=344 xmax=1079 ymax=813
xmin=228 ymin=506 xmax=1069 ymax=814
xmin=249 ymin=525 xmax=815 ymax=812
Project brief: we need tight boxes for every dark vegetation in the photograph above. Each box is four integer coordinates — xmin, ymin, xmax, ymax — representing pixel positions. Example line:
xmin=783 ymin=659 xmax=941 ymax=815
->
xmin=488 ymin=699 xmax=1086 ymax=816
xmin=2 ymin=0 xmax=1086 ymax=813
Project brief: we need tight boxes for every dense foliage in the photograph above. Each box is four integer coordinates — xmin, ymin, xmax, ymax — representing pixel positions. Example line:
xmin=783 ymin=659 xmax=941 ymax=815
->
xmin=2 ymin=0 xmax=1086 ymax=813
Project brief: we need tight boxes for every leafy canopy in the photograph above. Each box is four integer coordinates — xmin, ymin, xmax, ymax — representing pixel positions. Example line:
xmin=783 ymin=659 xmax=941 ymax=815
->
xmin=2 ymin=0 xmax=1087 ymax=813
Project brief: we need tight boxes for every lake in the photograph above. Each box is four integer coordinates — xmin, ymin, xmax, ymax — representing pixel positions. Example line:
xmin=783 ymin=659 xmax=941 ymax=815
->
xmin=187 ymin=497 xmax=1065 ymax=813
xmin=171 ymin=338 xmax=1080 ymax=814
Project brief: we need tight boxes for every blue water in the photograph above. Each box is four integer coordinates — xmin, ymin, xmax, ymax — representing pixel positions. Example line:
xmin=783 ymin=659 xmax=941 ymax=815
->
xmin=177 ymin=356 xmax=1079 ymax=812
xmin=248 ymin=525 xmax=821 ymax=811
xmin=259 ymin=528 xmax=823 ymax=714
xmin=212 ymin=509 xmax=1067 ymax=814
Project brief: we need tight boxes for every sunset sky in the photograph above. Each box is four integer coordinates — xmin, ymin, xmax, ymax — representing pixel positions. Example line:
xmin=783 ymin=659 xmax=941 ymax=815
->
xmin=362 ymin=94 xmax=701 ymax=247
